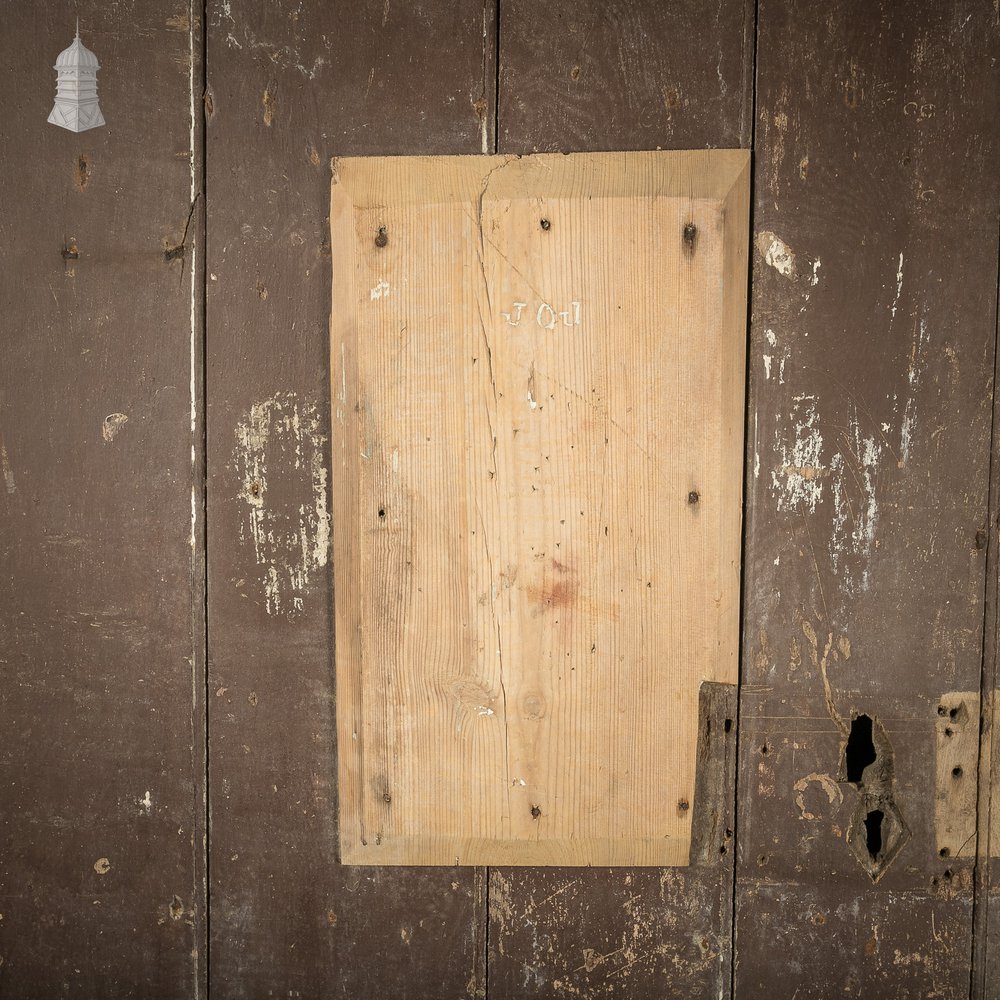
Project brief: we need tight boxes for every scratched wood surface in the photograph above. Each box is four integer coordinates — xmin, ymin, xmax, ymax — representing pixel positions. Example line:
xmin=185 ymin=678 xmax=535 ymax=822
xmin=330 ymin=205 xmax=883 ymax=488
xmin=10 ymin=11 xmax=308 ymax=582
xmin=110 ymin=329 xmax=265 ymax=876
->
xmin=486 ymin=0 xmax=754 ymax=993
xmin=331 ymin=150 xmax=748 ymax=867
xmin=0 ymin=3 xmax=206 ymax=997
xmin=735 ymin=2 xmax=1000 ymax=997
xmin=204 ymin=1 xmax=493 ymax=995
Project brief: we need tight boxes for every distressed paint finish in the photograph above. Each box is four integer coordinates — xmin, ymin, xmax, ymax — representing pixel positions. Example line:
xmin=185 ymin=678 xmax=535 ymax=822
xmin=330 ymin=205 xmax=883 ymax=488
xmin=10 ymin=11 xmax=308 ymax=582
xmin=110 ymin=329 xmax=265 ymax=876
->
xmin=205 ymin=1 xmax=494 ymax=994
xmin=488 ymin=0 xmax=753 ymax=994
xmin=0 ymin=2 xmax=206 ymax=997
xmin=736 ymin=1 xmax=1000 ymax=996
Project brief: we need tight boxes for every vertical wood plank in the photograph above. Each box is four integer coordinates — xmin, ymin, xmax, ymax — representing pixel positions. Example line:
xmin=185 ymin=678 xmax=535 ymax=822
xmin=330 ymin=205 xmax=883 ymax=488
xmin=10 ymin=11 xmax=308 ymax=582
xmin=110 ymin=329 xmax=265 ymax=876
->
xmin=489 ymin=0 xmax=753 ymax=994
xmin=974 ymin=304 xmax=1000 ymax=998
xmin=737 ymin=1 xmax=1000 ymax=996
xmin=0 ymin=3 xmax=206 ymax=996
xmin=204 ymin=3 xmax=494 ymax=995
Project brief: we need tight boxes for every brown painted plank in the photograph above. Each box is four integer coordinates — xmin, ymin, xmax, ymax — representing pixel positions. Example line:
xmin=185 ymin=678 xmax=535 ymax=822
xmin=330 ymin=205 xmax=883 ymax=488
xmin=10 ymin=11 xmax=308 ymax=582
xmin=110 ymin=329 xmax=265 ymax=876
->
xmin=0 ymin=3 xmax=206 ymax=997
xmin=489 ymin=0 xmax=753 ymax=994
xmin=736 ymin=1 xmax=1000 ymax=996
xmin=974 ymin=302 xmax=1000 ymax=996
xmin=204 ymin=2 xmax=494 ymax=995
xmin=499 ymin=0 xmax=754 ymax=154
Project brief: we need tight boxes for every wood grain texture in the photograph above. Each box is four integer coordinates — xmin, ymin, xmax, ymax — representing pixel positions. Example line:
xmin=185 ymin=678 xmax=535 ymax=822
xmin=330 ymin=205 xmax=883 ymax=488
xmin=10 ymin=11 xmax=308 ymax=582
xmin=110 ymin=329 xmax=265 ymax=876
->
xmin=205 ymin=1 xmax=494 ymax=995
xmin=735 ymin=1 xmax=1000 ymax=996
xmin=0 ymin=3 xmax=206 ymax=997
xmin=489 ymin=0 xmax=753 ymax=992
xmin=331 ymin=150 xmax=748 ymax=867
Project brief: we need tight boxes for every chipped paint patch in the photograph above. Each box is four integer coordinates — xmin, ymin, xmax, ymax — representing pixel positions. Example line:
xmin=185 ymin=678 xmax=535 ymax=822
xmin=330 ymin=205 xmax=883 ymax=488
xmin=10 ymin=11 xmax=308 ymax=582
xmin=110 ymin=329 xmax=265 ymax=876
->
xmin=0 ymin=440 xmax=14 ymax=494
xmin=233 ymin=392 xmax=330 ymax=616
xmin=102 ymin=412 xmax=129 ymax=442
xmin=794 ymin=772 xmax=843 ymax=821
xmin=756 ymin=230 xmax=796 ymax=278
xmin=772 ymin=394 xmax=825 ymax=513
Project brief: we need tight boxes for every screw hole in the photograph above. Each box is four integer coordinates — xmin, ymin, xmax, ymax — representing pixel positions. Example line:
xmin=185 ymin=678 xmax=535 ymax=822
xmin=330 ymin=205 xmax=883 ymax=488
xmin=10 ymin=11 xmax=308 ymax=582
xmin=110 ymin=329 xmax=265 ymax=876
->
xmin=375 ymin=226 xmax=388 ymax=248
xmin=378 ymin=508 xmax=386 ymax=519
xmin=540 ymin=218 xmax=551 ymax=231
xmin=939 ymin=847 xmax=950 ymax=858
xmin=724 ymin=718 xmax=733 ymax=733
xmin=688 ymin=490 xmax=700 ymax=505
xmin=952 ymin=766 xmax=963 ymax=778
xmin=530 ymin=805 xmax=541 ymax=819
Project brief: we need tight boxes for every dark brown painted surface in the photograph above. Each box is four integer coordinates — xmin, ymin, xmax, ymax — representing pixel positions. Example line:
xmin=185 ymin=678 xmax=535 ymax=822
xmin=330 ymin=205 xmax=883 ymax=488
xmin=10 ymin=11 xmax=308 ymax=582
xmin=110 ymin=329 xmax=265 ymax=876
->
xmin=736 ymin=2 xmax=999 ymax=997
xmin=204 ymin=2 xmax=493 ymax=996
xmin=0 ymin=3 xmax=206 ymax=998
xmin=487 ymin=3 xmax=753 ymax=995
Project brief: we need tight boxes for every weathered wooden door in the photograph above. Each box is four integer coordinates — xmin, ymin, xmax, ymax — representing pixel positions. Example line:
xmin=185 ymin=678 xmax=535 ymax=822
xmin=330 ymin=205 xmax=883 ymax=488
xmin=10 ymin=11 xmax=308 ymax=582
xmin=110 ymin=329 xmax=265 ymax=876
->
xmin=2 ymin=2 xmax=998 ymax=997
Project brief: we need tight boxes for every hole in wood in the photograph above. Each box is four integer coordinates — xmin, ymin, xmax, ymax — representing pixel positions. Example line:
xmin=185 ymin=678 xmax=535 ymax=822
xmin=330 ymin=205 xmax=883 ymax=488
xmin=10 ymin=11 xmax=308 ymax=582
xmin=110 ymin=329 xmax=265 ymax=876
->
xmin=844 ymin=714 xmax=876 ymax=783
xmin=375 ymin=226 xmax=388 ymax=248
xmin=540 ymin=218 xmax=551 ymax=231
xmin=864 ymin=809 xmax=884 ymax=860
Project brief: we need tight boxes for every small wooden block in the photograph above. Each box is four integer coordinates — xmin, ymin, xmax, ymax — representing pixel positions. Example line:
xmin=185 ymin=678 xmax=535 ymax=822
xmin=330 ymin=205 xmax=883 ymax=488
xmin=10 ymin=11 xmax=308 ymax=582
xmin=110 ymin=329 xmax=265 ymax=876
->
xmin=330 ymin=150 xmax=749 ymax=866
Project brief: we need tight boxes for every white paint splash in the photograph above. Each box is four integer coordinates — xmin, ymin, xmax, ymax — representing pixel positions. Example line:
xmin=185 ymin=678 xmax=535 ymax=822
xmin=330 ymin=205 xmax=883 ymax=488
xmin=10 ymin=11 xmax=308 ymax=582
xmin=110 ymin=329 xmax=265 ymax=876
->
xmin=762 ymin=328 xmax=788 ymax=384
xmin=772 ymin=394 xmax=825 ymax=514
xmin=138 ymin=790 xmax=152 ymax=815
xmin=370 ymin=279 xmax=390 ymax=300
xmin=234 ymin=392 xmax=330 ymax=616
xmin=830 ymin=404 xmax=881 ymax=593
xmin=900 ymin=317 xmax=929 ymax=466
xmin=889 ymin=252 xmax=904 ymax=321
